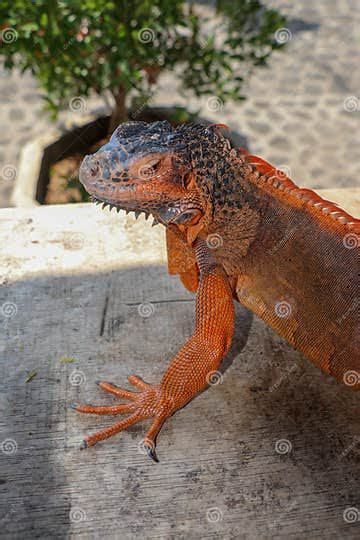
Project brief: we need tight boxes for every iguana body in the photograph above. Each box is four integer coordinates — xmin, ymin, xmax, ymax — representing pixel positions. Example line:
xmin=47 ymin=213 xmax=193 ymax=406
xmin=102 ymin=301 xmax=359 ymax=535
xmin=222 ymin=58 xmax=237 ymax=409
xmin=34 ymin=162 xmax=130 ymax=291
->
xmin=76 ymin=121 xmax=360 ymax=460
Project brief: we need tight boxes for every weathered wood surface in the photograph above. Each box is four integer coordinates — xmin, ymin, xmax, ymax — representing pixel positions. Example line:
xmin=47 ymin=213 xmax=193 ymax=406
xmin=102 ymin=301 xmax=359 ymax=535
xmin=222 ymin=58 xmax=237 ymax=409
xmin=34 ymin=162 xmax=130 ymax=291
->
xmin=0 ymin=189 xmax=359 ymax=539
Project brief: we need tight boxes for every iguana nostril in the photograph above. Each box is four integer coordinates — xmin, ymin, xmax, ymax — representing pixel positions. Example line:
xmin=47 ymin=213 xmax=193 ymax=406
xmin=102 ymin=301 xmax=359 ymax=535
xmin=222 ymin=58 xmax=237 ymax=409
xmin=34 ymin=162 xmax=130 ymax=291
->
xmin=90 ymin=161 xmax=100 ymax=177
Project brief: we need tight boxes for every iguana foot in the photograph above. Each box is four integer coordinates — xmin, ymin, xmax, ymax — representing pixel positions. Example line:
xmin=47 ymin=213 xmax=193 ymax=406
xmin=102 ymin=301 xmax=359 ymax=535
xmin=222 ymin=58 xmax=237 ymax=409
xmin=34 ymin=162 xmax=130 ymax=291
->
xmin=71 ymin=376 xmax=172 ymax=462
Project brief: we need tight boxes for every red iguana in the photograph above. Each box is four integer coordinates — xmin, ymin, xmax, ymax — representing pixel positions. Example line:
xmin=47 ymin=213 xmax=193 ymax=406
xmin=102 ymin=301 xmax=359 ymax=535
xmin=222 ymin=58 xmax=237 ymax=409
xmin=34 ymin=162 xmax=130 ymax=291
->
xmin=76 ymin=121 xmax=360 ymax=461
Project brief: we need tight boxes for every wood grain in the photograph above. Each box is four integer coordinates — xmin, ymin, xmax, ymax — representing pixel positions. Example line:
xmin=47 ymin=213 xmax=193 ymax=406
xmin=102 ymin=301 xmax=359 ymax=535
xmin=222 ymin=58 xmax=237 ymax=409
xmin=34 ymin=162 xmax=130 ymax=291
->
xmin=0 ymin=193 xmax=359 ymax=539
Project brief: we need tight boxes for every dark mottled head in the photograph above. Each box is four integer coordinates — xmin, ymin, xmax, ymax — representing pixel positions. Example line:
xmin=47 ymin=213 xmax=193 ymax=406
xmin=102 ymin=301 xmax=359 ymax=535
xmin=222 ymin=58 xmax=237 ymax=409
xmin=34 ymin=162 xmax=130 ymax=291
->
xmin=79 ymin=120 xmax=234 ymax=232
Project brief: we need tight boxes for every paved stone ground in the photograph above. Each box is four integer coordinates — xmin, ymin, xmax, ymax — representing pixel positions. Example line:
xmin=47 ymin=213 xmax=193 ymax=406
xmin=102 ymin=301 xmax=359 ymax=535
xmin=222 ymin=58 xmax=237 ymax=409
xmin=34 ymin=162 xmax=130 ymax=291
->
xmin=0 ymin=0 xmax=359 ymax=207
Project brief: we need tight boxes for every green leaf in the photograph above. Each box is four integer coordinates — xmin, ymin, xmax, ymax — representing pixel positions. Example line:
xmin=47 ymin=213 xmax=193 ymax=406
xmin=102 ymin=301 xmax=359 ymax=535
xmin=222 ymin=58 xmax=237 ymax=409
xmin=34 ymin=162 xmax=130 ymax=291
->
xmin=22 ymin=23 xmax=39 ymax=33
xmin=40 ymin=13 xmax=48 ymax=27
xmin=59 ymin=356 xmax=76 ymax=364
xmin=25 ymin=371 xmax=38 ymax=383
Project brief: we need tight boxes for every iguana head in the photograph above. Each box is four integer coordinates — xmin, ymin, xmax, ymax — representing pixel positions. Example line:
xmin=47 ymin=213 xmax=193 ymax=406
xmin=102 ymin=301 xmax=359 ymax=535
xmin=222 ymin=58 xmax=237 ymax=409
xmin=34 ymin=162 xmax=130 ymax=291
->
xmin=79 ymin=120 xmax=233 ymax=240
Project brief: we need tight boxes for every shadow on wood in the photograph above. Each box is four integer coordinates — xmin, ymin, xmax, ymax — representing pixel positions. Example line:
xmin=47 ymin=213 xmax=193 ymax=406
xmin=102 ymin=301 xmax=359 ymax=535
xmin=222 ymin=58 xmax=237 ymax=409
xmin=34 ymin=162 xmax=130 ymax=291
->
xmin=0 ymin=264 xmax=359 ymax=538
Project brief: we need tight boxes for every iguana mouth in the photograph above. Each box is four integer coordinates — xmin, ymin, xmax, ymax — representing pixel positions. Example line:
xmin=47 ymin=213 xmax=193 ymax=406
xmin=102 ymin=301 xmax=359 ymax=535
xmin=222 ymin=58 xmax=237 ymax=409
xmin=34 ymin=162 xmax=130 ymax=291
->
xmin=89 ymin=194 xmax=203 ymax=227
xmin=89 ymin=195 xmax=163 ymax=225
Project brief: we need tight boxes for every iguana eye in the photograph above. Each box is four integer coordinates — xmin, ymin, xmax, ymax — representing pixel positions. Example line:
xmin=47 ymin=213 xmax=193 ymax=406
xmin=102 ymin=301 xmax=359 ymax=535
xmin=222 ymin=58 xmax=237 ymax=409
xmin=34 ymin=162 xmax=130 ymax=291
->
xmin=138 ymin=158 xmax=161 ymax=180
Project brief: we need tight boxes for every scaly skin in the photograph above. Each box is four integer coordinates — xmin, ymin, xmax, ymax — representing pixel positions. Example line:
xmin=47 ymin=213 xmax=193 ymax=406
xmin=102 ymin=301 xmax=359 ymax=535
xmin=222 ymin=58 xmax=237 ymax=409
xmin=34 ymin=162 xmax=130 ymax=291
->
xmin=76 ymin=121 xmax=360 ymax=460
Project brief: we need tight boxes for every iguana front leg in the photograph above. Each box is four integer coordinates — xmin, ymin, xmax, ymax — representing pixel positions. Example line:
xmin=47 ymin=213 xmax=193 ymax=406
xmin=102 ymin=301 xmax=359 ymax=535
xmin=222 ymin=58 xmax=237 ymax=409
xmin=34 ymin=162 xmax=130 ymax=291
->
xmin=72 ymin=238 xmax=235 ymax=461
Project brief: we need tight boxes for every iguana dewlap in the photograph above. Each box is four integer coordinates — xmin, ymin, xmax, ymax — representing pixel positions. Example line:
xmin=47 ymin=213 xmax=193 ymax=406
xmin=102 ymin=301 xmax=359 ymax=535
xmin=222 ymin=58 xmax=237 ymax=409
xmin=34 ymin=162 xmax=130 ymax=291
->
xmin=75 ymin=121 xmax=359 ymax=461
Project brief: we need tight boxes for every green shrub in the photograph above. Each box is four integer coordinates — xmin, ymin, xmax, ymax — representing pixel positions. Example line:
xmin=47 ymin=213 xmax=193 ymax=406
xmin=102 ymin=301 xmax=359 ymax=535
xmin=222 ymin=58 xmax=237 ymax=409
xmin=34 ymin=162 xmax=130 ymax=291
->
xmin=0 ymin=0 xmax=286 ymax=131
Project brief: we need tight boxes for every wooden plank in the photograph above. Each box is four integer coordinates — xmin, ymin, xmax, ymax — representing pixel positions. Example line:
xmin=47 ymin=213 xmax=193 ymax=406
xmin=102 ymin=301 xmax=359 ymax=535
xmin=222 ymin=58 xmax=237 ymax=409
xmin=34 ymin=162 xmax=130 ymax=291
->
xmin=0 ymin=193 xmax=359 ymax=539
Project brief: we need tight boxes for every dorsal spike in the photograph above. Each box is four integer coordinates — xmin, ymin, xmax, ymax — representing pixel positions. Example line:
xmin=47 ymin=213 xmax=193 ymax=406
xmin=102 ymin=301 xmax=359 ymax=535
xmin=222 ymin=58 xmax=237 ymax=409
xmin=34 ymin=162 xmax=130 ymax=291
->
xmin=243 ymin=152 xmax=360 ymax=228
